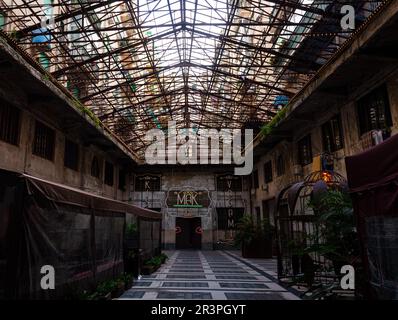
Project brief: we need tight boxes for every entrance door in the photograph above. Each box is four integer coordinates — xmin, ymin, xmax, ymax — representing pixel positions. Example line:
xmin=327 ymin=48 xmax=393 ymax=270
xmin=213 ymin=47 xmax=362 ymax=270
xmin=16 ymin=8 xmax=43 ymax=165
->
xmin=175 ymin=217 xmax=202 ymax=249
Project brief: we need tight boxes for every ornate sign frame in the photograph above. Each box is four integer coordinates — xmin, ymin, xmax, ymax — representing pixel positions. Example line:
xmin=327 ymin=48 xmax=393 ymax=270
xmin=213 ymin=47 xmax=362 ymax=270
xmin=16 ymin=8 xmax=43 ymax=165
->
xmin=164 ymin=186 xmax=213 ymax=217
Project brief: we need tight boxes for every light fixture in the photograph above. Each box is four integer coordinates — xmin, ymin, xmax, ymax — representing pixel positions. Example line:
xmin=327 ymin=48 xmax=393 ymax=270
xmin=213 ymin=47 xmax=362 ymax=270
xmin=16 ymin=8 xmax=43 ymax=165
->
xmin=321 ymin=171 xmax=332 ymax=183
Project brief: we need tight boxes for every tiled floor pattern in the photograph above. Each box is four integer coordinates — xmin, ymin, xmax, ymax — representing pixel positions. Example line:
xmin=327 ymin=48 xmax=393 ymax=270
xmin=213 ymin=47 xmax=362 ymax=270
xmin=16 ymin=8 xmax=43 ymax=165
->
xmin=119 ymin=250 xmax=300 ymax=300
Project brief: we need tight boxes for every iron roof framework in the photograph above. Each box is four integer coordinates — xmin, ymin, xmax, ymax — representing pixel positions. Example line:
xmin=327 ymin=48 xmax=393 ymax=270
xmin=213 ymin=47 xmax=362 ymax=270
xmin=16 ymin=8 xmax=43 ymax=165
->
xmin=0 ymin=0 xmax=383 ymax=157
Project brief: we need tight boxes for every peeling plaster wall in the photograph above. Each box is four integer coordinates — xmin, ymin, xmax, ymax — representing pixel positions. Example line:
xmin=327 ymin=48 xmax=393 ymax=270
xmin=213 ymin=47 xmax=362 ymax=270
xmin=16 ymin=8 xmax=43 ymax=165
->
xmin=250 ymin=70 xmax=398 ymax=222
xmin=0 ymin=104 xmax=131 ymax=201
xmin=130 ymin=170 xmax=251 ymax=250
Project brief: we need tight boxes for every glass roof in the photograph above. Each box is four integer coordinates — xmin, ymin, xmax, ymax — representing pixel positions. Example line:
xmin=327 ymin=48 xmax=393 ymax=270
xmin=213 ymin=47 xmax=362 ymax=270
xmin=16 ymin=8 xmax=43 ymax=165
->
xmin=0 ymin=0 xmax=382 ymax=157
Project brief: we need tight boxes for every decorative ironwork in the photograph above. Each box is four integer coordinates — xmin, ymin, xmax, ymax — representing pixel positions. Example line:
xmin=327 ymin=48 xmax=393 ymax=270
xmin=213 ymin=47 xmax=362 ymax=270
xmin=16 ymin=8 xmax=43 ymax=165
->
xmin=275 ymin=170 xmax=350 ymax=298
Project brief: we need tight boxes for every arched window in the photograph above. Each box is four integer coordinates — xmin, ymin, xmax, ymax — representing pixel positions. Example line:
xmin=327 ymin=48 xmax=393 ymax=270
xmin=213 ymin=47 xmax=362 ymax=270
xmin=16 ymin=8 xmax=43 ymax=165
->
xmin=91 ymin=156 xmax=100 ymax=178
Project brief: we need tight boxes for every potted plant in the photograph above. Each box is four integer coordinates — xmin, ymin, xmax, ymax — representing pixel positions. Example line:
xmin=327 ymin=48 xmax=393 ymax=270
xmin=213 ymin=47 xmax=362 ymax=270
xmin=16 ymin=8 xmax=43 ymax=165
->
xmin=141 ymin=255 xmax=162 ymax=275
xmin=159 ymin=253 xmax=168 ymax=264
xmin=90 ymin=280 xmax=118 ymax=300
xmin=235 ymin=215 xmax=274 ymax=258
xmin=141 ymin=262 xmax=155 ymax=275
xmin=121 ymin=273 xmax=134 ymax=290
xmin=308 ymin=190 xmax=360 ymax=276
xmin=111 ymin=278 xmax=126 ymax=299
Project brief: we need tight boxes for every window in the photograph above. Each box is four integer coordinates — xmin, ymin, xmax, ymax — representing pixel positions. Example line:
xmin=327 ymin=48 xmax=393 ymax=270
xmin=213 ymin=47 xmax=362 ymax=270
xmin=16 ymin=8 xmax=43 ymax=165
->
xmin=264 ymin=161 xmax=273 ymax=183
xmin=256 ymin=207 xmax=261 ymax=224
xmin=91 ymin=156 xmax=100 ymax=178
xmin=322 ymin=115 xmax=344 ymax=152
xmin=71 ymin=86 xmax=80 ymax=99
xmin=64 ymin=139 xmax=79 ymax=171
xmin=104 ymin=161 xmax=114 ymax=186
xmin=252 ymin=169 xmax=259 ymax=189
xmin=262 ymin=199 xmax=275 ymax=223
xmin=216 ymin=175 xmax=242 ymax=191
xmin=357 ymin=85 xmax=392 ymax=135
xmin=0 ymin=100 xmax=20 ymax=145
xmin=276 ymin=155 xmax=285 ymax=176
xmin=0 ymin=12 xmax=5 ymax=30
xmin=32 ymin=121 xmax=55 ymax=160
xmin=118 ymin=169 xmax=127 ymax=191
xmin=298 ymin=135 xmax=312 ymax=166
xmin=37 ymin=52 xmax=50 ymax=70
xmin=135 ymin=175 xmax=161 ymax=191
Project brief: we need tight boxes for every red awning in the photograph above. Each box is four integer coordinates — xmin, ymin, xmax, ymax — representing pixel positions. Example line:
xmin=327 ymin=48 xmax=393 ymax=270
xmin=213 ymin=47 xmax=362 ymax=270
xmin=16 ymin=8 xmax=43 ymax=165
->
xmin=345 ymin=134 xmax=398 ymax=193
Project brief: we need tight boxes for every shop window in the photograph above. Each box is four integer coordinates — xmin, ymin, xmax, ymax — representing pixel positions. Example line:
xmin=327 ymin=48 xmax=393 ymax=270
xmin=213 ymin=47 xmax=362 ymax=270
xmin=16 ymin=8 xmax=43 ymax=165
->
xmin=91 ymin=156 xmax=100 ymax=178
xmin=322 ymin=115 xmax=344 ymax=152
xmin=298 ymin=135 xmax=312 ymax=166
xmin=357 ymin=85 xmax=392 ymax=135
xmin=104 ymin=161 xmax=114 ymax=186
xmin=264 ymin=161 xmax=273 ymax=183
xmin=32 ymin=120 xmax=55 ymax=161
xmin=0 ymin=100 xmax=20 ymax=146
xmin=64 ymin=139 xmax=79 ymax=171
xmin=276 ymin=155 xmax=285 ymax=176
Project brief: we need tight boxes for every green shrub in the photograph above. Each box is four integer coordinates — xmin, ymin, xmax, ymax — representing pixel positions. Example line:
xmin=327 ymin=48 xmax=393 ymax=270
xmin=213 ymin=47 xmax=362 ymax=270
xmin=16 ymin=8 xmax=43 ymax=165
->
xmin=260 ymin=107 xmax=288 ymax=138
xmin=144 ymin=253 xmax=168 ymax=266
xmin=235 ymin=215 xmax=275 ymax=246
xmin=159 ymin=253 xmax=168 ymax=261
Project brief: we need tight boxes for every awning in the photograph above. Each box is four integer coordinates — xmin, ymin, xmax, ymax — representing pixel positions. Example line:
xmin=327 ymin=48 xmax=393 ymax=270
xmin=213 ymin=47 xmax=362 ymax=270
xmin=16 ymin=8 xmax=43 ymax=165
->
xmin=345 ymin=134 xmax=398 ymax=193
xmin=22 ymin=173 xmax=161 ymax=220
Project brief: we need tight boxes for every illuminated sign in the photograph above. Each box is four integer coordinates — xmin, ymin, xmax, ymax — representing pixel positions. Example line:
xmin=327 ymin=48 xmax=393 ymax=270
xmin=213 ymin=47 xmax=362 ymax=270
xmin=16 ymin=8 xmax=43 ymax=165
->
xmin=166 ymin=190 xmax=211 ymax=208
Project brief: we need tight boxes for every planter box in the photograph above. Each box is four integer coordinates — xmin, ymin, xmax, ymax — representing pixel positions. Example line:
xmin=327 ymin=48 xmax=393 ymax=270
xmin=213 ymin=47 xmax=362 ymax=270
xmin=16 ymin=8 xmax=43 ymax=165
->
xmin=141 ymin=264 xmax=160 ymax=275
xmin=111 ymin=283 xmax=125 ymax=299
xmin=96 ymin=292 xmax=112 ymax=301
xmin=141 ymin=265 xmax=154 ymax=275
xmin=242 ymin=237 xmax=273 ymax=259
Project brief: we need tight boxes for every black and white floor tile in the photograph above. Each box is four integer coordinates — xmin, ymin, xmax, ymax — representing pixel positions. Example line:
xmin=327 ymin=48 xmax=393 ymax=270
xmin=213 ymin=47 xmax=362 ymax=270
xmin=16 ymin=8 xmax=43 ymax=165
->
xmin=119 ymin=250 xmax=299 ymax=300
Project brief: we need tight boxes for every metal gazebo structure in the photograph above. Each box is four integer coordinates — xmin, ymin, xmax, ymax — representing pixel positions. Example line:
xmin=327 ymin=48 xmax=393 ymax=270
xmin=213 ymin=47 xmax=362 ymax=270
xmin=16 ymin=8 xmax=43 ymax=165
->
xmin=275 ymin=170 xmax=352 ymax=299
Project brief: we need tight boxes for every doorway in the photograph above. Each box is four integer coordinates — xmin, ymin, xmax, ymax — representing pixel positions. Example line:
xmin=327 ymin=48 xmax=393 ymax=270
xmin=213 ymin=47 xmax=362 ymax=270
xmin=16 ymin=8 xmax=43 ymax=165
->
xmin=175 ymin=217 xmax=202 ymax=249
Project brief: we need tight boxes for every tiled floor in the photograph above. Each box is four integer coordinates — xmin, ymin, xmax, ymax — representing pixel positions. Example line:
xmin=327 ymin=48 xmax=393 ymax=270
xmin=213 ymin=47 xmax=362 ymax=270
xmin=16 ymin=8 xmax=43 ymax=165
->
xmin=119 ymin=250 xmax=300 ymax=300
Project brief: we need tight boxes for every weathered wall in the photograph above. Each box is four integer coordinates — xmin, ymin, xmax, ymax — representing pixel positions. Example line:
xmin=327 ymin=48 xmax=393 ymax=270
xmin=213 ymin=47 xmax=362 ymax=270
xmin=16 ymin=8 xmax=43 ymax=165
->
xmin=0 ymin=106 xmax=131 ymax=201
xmin=250 ymin=70 xmax=398 ymax=223
xmin=130 ymin=170 xmax=250 ymax=250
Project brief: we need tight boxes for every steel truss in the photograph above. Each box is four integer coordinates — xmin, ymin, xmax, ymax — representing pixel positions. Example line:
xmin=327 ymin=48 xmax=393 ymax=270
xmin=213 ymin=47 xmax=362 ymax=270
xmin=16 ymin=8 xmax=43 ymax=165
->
xmin=0 ymin=0 xmax=383 ymax=156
